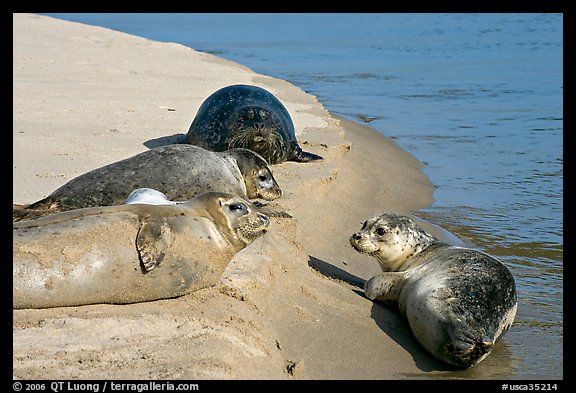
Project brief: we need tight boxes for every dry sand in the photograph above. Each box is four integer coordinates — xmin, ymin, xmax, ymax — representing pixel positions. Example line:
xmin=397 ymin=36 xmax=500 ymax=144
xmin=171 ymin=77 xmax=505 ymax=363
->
xmin=13 ymin=13 xmax=489 ymax=380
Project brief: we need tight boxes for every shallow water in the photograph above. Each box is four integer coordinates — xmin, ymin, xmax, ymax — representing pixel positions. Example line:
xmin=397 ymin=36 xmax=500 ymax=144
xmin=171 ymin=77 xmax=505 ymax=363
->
xmin=42 ymin=13 xmax=563 ymax=379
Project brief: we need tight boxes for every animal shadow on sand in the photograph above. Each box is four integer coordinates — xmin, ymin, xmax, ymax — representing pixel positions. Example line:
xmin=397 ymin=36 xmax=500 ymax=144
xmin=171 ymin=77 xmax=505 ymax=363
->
xmin=143 ymin=133 xmax=184 ymax=149
xmin=307 ymin=255 xmax=365 ymax=289
xmin=307 ymin=255 xmax=453 ymax=372
xmin=368 ymin=302 xmax=454 ymax=372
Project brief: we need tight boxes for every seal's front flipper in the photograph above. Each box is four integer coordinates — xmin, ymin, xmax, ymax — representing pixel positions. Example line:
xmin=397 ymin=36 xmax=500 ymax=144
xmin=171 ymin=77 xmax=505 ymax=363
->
xmin=364 ymin=272 xmax=407 ymax=306
xmin=290 ymin=147 xmax=323 ymax=163
xmin=136 ymin=217 xmax=174 ymax=273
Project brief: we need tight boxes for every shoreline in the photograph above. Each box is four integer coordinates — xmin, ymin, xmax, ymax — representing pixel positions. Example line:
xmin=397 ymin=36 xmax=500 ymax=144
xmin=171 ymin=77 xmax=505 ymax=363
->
xmin=13 ymin=13 xmax=470 ymax=379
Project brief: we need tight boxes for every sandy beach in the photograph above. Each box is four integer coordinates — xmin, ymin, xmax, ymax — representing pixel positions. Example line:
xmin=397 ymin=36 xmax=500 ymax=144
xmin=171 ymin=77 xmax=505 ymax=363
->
xmin=13 ymin=13 xmax=481 ymax=380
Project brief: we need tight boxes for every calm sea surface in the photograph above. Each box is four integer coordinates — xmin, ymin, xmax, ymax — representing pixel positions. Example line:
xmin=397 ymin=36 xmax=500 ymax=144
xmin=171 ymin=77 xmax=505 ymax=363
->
xmin=42 ymin=13 xmax=564 ymax=379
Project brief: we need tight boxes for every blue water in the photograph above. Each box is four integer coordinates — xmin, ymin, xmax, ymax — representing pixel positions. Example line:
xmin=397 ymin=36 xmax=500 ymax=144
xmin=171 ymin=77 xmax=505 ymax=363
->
xmin=42 ymin=13 xmax=563 ymax=379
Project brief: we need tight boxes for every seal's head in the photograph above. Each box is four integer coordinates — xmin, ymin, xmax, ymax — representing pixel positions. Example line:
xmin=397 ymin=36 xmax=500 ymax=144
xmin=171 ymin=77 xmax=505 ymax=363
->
xmin=187 ymin=192 xmax=290 ymax=251
xmin=225 ymin=148 xmax=283 ymax=201
xmin=349 ymin=213 xmax=436 ymax=272
xmin=226 ymin=106 xmax=289 ymax=164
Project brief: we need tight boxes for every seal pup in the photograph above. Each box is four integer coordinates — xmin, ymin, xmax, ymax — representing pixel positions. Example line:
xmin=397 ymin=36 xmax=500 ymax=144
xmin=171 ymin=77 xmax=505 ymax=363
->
xmin=13 ymin=192 xmax=290 ymax=309
xmin=179 ymin=84 xmax=323 ymax=164
xmin=349 ymin=213 xmax=517 ymax=368
xmin=13 ymin=144 xmax=283 ymax=222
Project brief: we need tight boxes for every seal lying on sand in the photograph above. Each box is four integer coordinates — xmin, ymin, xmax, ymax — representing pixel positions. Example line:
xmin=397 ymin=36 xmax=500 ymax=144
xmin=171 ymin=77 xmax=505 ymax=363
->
xmin=179 ymin=84 xmax=323 ymax=164
xmin=13 ymin=145 xmax=283 ymax=222
xmin=349 ymin=213 xmax=517 ymax=368
xmin=13 ymin=192 xmax=290 ymax=309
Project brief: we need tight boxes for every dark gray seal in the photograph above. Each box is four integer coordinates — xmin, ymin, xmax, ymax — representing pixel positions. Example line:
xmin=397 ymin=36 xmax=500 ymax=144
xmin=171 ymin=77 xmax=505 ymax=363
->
xmin=349 ymin=213 xmax=517 ymax=368
xmin=179 ymin=84 xmax=323 ymax=164
xmin=13 ymin=144 xmax=283 ymax=222
xmin=13 ymin=192 xmax=289 ymax=309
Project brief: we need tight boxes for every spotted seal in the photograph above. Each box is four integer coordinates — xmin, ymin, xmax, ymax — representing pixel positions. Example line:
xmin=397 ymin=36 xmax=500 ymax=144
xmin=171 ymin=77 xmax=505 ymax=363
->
xmin=179 ymin=84 xmax=323 ymax=164
xmin=13 ymin=192 xmax=290 ymax=309
xmin=13 ymin=144 xmax=283 ymax=222
xmin=349 ymin=213 xmax=517 ymax=368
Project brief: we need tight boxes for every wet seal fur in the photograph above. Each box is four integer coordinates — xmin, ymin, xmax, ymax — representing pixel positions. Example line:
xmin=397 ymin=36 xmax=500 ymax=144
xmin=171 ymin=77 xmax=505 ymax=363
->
xmin=13 ymin=145 xmax=282 ymax=222
xmin=13 ymin=192 xmax=291 ymax=309
xmin=179 ymin=84 xmax=323 ymax=164
xmin=349 ymin=213 xmax=517 ymax=368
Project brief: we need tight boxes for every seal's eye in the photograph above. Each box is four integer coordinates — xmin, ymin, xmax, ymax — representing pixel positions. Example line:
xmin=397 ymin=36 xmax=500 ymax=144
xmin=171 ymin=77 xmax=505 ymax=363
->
xmin=376 ymin=227 xmax=386 ymax=236
xmin=228 ymin=203 xmax=246 ymax=212
xmin=258 ymin=174 xmax=269 ymax=182
xmin=361 ymin=221 xmax=368 ymax=230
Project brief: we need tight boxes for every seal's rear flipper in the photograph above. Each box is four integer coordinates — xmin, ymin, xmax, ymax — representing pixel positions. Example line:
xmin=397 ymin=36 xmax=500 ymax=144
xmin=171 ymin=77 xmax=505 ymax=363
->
xmin=447 ymin=326 xmax=494 ymax=368
xmin=12 ymin=204 xmax=25 ymax=217
xmin=13 ymin=199 xmax=60 ymax=222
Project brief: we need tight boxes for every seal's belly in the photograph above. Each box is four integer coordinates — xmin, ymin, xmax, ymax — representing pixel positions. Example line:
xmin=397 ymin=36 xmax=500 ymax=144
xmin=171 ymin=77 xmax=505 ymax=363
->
xmin=13 ymin=214 xmax=234 ymax=309
xmin=13 ymin=214 xmax=140 ymax=308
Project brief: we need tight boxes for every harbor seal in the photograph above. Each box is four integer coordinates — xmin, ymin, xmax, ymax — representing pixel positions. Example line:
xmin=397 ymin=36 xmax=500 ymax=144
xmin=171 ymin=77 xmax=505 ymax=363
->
xmin=349 ymin=213 xmax=517 ymax=368
xmin=13 ymin=192 xmax=289 ymax=309
xmin=13 ymin=144 xmax=283 ymax=222
xmin=179 ymin=84 xmax=323 ymax=164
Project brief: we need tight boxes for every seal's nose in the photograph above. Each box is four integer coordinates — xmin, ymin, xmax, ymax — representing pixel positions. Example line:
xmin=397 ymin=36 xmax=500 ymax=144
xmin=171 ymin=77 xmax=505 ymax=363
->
xmin=253 ymin=122 xmax=266 ymax=134
xmin=352 ymin=233 xmax=362 ymax=241
xmin=259 ymin=213 xmax=269 ymax=225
